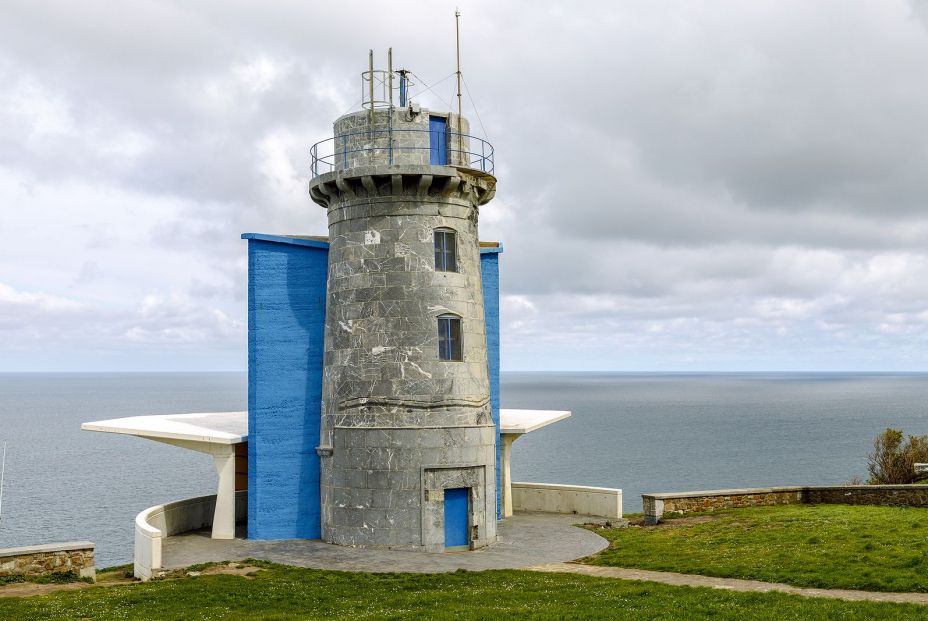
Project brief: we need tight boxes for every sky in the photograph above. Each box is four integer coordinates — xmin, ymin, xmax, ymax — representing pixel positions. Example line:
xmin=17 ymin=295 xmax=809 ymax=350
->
xmin=3 ymin=0 xmax=928 ymax=372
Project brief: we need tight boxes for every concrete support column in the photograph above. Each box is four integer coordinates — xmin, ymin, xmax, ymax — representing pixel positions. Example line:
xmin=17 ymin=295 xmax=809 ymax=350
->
xmin=211 ymin=446 xmax=237 ymax=539
xmin=501 ymin=434 xmax=518 ymax=518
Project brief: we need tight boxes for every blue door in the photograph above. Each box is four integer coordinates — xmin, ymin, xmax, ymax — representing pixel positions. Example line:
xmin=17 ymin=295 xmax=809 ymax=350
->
xmin=444 ymin=487 xmax=469 ymax=548
xmin=429 ymin=115 xmax=448 ymax=165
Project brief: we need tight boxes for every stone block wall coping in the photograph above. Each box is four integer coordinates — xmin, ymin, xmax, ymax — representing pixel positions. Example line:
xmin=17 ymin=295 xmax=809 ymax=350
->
xmin=643 ymin=484 xmax=928 ymax=501
xmin=0 ymin=542 xmax=94 ymax=557
xmin=642 ymin=485 xmax=928 ymax=525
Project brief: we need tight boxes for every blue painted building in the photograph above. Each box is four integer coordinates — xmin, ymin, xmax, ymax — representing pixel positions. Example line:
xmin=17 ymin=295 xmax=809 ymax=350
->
xmin=243 ymin=233 xmax=503 ymax=540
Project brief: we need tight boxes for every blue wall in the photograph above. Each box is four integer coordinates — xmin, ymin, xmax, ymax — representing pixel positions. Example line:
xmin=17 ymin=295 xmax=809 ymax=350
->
xmin=244 ymin=234 xmax=503 ymax=537
xmin=244 ymin=234 xmax=328 ymax=540
xmin=480 ymin=247 xmax=502 ymax=519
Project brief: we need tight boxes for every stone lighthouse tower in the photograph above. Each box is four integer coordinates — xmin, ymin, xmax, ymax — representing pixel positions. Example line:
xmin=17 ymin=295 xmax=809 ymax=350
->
xmin=308 ymin=54 xmax=497 ymax=551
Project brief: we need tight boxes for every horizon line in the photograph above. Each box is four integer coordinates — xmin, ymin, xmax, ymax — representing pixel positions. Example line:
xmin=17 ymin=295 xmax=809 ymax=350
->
xmin=2 ymin=370 xmax=928 ymax=375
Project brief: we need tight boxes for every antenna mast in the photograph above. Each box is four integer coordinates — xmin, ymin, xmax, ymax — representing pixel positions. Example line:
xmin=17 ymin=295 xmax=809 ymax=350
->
xmin=455 ymin=8 xmax=463 ymax=119
xmin=368 ymin=49 xmax=375 ymax=129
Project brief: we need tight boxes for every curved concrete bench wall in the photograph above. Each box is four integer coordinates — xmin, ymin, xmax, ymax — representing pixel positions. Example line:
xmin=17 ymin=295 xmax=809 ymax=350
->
xmin=643 ymin=485 xmax=928 ymax=525
xmin=135 ymin=491 xmax=247 ymax=580
xmin=511 ymin=482 xmax=622 ymax=519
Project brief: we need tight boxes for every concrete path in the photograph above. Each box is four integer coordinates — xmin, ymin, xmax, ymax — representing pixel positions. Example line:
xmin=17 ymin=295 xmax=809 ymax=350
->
xmin=163 ymin=512 xmax=608 ymax=573
xmin=530 ymin=563 xmax=928 ymax=605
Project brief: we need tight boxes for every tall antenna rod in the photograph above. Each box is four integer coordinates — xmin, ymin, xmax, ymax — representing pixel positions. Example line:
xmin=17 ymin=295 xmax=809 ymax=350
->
xmin=455 ymin=8 xmax=464 ymax=163
xmin=368 ymin=49 xmax=375 ymax=128
xmin=0 ymin=442 xmax=7 ymax=530
xmin=388 ymin=47 xmax=394 ymax=108
xmin=455 ymin=8 xmax=463 ymax=119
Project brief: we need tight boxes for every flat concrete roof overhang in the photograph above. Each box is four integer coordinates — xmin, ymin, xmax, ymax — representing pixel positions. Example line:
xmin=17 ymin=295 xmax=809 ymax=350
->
xmin=81 ymin=407 xmax=570 ymax=537
xmin=500 ymin=409 xmax=571 ymax=435
xmin=497 ymin=409 xmax=571 ymax=518
xmin=82 ymin=412 xmax=247 ymax=540
xmin=82 ymin=411 xmax=247 ymax=445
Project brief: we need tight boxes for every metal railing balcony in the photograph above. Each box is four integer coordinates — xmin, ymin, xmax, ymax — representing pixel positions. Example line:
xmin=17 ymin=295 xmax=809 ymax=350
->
xmin=310 ymin=128 xmax=494 ymax=178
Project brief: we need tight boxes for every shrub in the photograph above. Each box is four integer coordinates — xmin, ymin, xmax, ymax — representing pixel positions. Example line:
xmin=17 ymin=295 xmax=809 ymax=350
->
xmin=867 ymin=428 xmax=928 ymax=484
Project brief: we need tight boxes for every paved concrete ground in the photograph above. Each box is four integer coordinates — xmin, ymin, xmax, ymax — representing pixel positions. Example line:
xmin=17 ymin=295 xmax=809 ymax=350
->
xmin=531 ymin=563 xmax=928 ymax=605
xmin=163 ymin=512 xmax=609 ymax=573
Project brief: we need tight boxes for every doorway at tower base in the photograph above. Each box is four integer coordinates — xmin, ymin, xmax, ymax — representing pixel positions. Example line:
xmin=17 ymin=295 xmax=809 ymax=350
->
xmin=423 ymin=465 xmax=495 ymax=552
xmin=321 ymin=424 xmax=498 ymax=552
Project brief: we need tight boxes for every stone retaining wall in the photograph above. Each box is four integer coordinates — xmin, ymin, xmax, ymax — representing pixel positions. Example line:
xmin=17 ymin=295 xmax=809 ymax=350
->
xmin=805 ymin=486 xmax=928 ymax=506
xmin=0 ymin=542 xmax=95 ymax=580
xmin=643 ymin=485 xmax=928 ymax=524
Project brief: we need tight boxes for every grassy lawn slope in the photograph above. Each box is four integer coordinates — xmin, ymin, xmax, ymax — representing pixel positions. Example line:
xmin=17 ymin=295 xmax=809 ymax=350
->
xmin=589 ymin=504 xmax=928 ymax=592
xmin=0 ymin=562 xmax=926 ymax=620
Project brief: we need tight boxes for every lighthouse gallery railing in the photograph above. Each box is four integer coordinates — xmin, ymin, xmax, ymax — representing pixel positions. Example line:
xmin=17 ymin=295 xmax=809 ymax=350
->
xmin=310 ymin=128 xmax=494 ymax=178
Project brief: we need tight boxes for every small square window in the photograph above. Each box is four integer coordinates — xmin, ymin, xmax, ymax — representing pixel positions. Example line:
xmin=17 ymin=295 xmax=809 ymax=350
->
xmin=438 ymin=315 xmax=462 ymax=361
xmin=434 ymin=230 xmax=457 ymax=272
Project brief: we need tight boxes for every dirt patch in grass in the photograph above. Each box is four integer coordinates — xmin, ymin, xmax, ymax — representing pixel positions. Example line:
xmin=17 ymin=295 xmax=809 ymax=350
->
xmin=0 ymin=581 xmax=100 ymax=599
xmin=0 ymin=561 xmax=264 ymax=598
xmin=180 ymin=562 xmax=263 ymax=579
xmin=625 ymin=514 xmax=722 ymax=528
xmin=0 ymin=569 xmax=135 ymax=599
xmin=585 ymin=514 xmax=720 ymax=530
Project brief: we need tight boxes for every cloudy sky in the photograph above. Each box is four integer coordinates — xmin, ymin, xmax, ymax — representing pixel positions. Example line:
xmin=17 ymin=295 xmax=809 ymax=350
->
xmin=3 ymin=0 xmax=928 ymax=372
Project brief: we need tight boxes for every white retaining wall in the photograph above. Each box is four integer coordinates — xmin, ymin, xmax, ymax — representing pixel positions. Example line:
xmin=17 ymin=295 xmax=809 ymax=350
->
xmin=511 ymin=482 xmax=622 ymax=519
xmin=134 ymin=491 xmax=247 ymax=580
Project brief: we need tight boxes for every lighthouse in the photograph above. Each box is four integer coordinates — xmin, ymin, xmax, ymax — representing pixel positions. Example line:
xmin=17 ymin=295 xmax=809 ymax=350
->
xmin=309 ymin=54 xmax=498 ymax=550
xmin=80 ymin=47 xmax=609 ymax=579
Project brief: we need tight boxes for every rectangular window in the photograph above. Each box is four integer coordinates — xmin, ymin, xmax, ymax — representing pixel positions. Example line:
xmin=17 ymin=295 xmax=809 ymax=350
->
xmin=438 ymin=316 xmax=462 ymax=361
xmin=434 ymin=230 xmax=457 ymax=272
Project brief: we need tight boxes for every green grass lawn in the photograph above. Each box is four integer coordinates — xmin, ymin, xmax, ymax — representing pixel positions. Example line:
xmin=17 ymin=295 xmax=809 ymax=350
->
xmin=588 ymin=504 xmax=928 ymax=592
xmin=0 ymin=562 xmax=925 ymax=620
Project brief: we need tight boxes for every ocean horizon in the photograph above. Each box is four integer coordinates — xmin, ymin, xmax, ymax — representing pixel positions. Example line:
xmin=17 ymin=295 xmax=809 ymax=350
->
xmin=1 ymin=371 xmax=926 ymax=566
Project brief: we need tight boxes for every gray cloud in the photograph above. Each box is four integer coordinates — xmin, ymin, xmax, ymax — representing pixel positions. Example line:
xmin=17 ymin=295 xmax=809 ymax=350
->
xmin=2 ymin=0 xmax=928 ymax=370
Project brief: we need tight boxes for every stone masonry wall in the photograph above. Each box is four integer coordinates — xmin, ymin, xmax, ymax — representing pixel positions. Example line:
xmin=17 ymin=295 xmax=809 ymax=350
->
xmin=643 ymin=485 xmax=928 ymax=524
xmin=0 ymin=542 xmax=95 ymax=580
xmin=312 ymin=108 xmax=497 ymax=550
xmin=657 ymin=490 xmax=805 ymax=515
xmin=806 ymin=486 xmax=928 ymax=506
xmin=333 ymin=108 xmax=470 ymax=170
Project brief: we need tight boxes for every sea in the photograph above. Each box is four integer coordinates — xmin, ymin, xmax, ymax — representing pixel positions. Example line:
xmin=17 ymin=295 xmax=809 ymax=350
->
xmin=1 ymin=371 xmax=926 ymax=567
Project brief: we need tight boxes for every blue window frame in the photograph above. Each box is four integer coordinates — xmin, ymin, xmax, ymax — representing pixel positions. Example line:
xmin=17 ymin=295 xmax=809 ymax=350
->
xmin=438 ymin=315 xmax=462 ymax=361
xmin=434 ymin=229 xmax=457 ymax=272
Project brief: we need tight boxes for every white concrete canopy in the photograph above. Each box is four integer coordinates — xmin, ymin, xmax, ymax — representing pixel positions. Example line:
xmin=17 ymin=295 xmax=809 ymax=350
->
xmin=82 ymin=412 xmax=247 ymax=540
xmin=82 ymin=407 xmax=569 ymax=535
xmin=499 ymin=409 xmax=571 ymax=518
xmin=500 ymin=409 xmax=571 ymax=435
xmin=82 ymin=412 xmax=247 ymax=444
